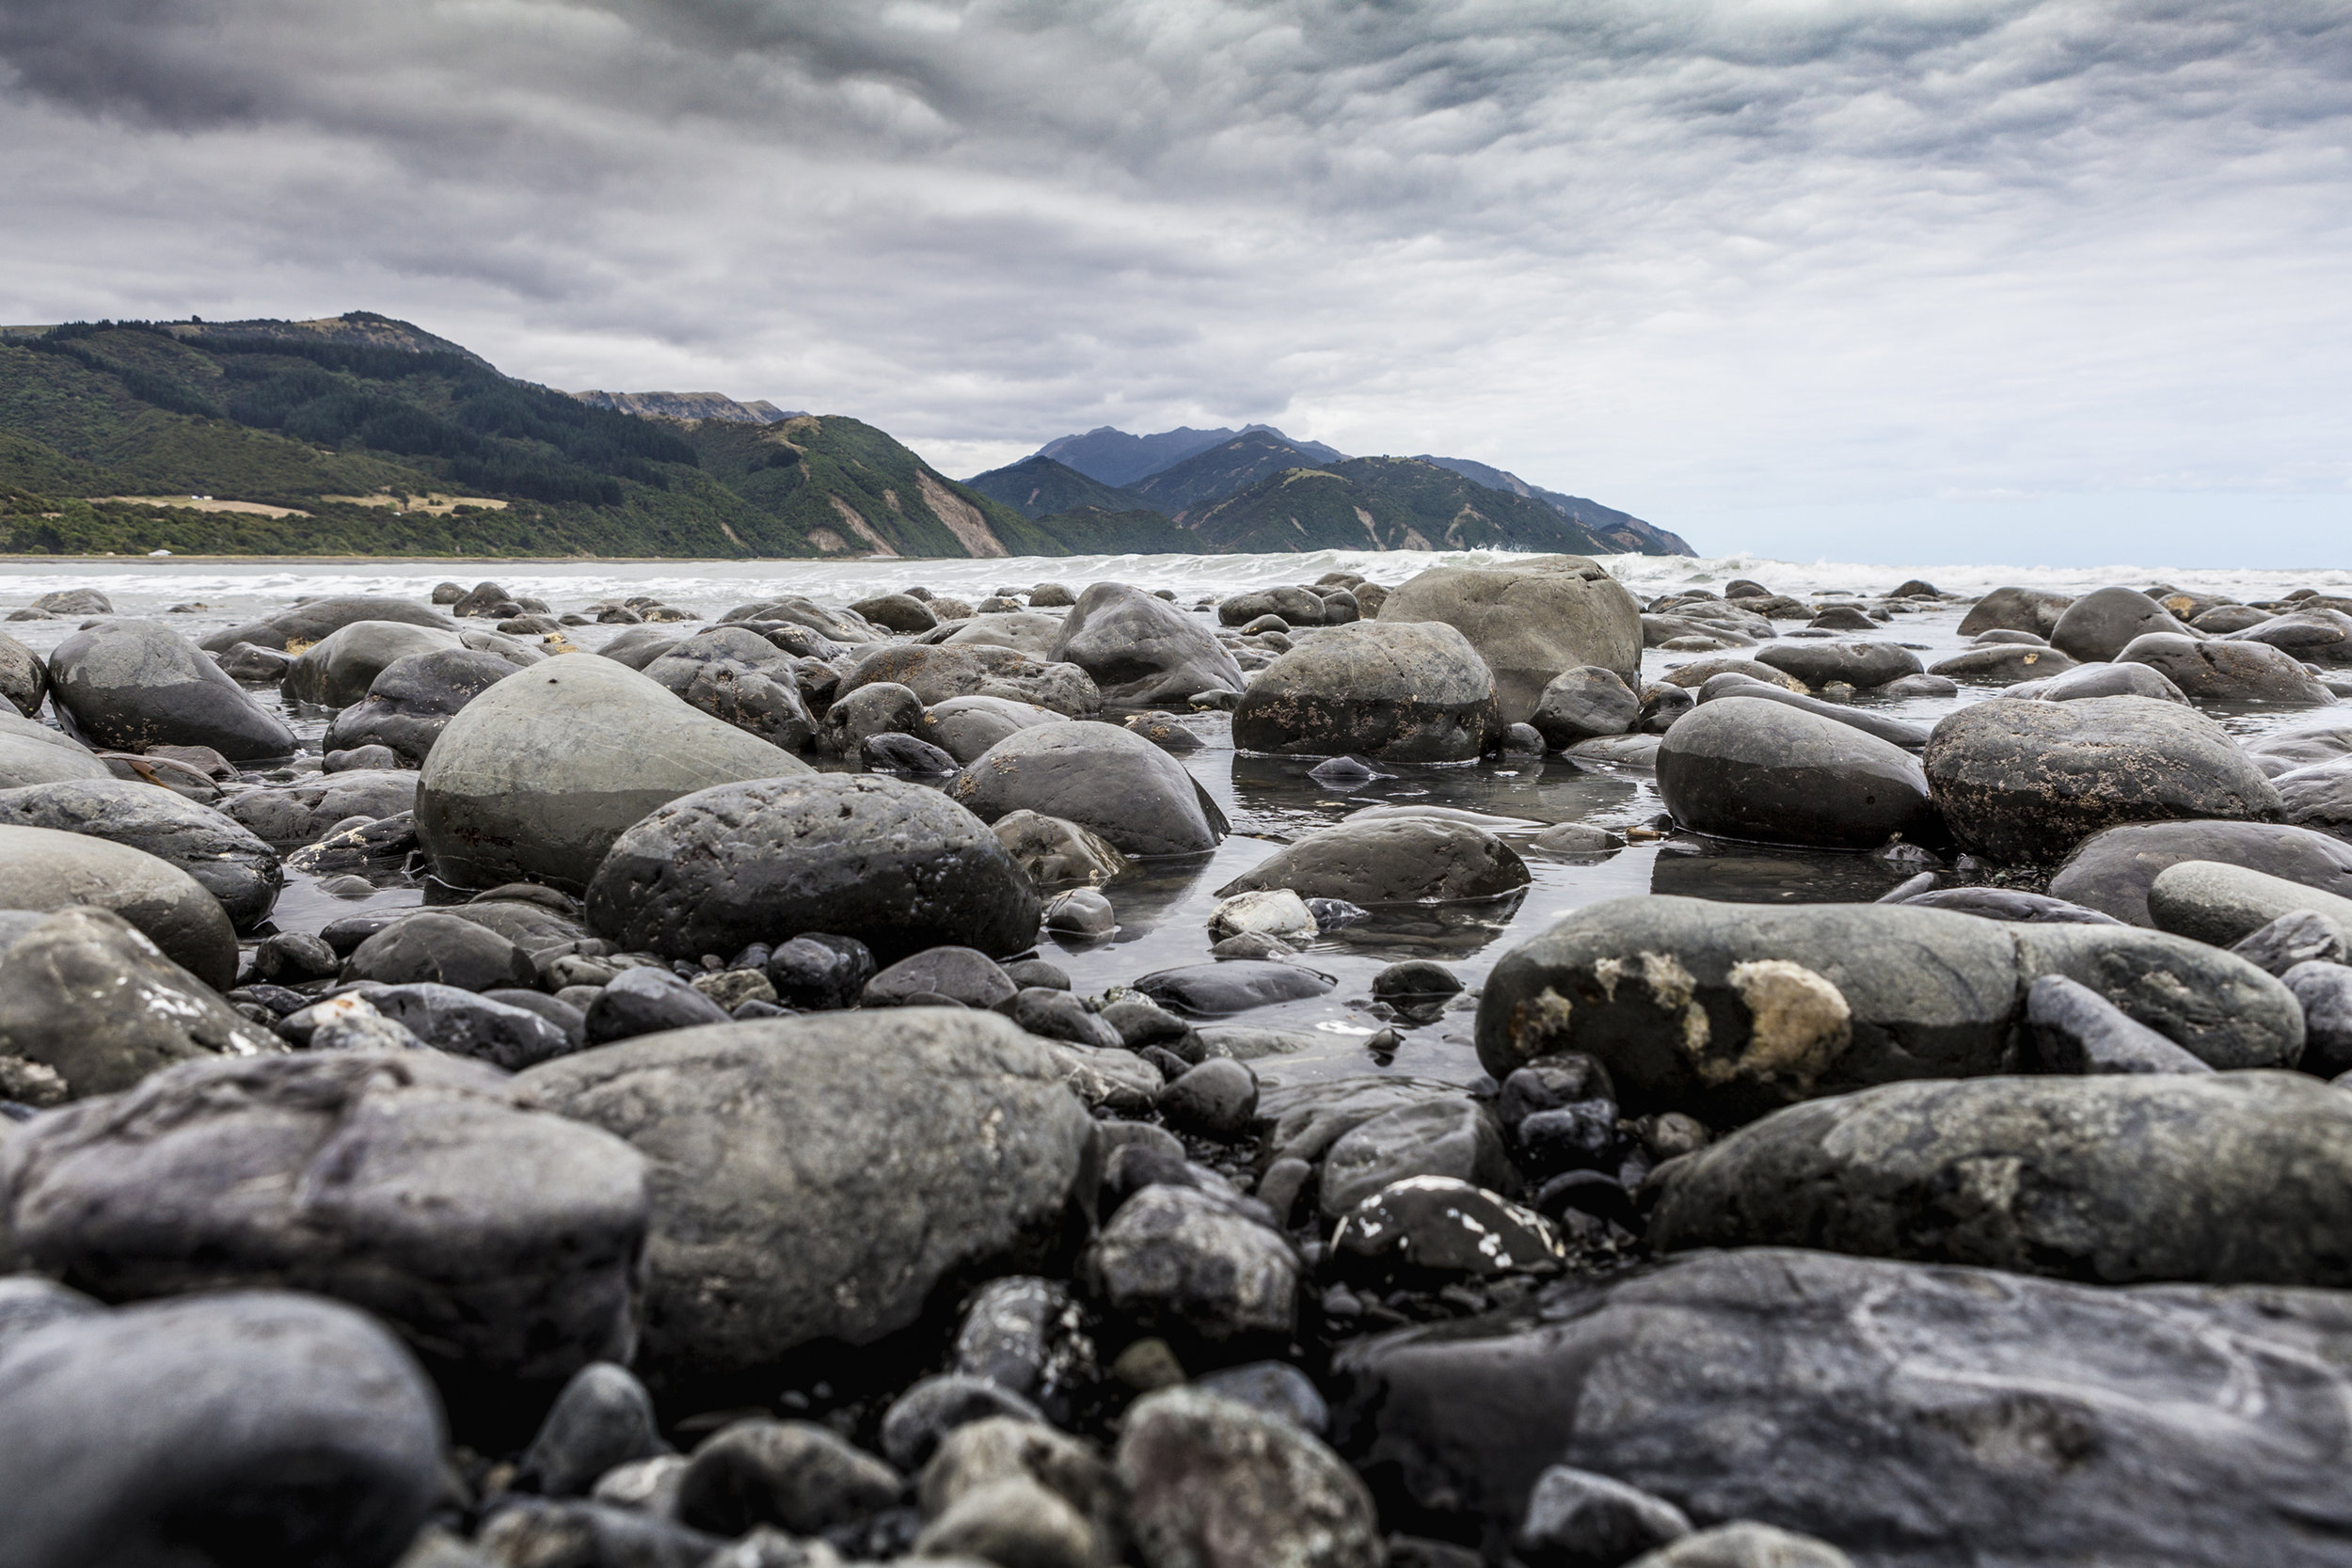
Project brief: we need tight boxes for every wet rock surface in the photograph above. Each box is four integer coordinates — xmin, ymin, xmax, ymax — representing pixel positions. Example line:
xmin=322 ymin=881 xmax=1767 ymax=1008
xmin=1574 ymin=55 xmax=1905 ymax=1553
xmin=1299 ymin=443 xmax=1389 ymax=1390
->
xmin=8 ymin=564 xmax=2352 ymax=1565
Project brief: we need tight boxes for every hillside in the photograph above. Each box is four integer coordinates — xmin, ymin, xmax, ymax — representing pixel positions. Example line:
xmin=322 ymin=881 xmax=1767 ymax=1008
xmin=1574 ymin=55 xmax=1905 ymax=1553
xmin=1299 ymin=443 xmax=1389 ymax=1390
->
xmin=1128 ymin=430 xmax=1343 ymax=515
xmin=572 ymin=390 xmax=801 ymax=424
xmin=965 ymin=454 xmax=1153 ymax=520
xmin=0 ymin=315 xmax=1058 ymax=558
xmin=1180 ymin=456 xmax=1628 ymax=554
xmin=1038 ymin=423 xmax=1343 ymax=485
xmin=1418 ymin=454 xmax=1693 ymax=556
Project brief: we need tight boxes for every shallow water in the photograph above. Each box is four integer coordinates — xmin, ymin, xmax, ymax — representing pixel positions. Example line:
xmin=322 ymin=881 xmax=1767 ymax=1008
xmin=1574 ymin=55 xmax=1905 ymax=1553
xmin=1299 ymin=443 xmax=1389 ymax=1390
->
xmin=6 ymin=550 xmax=2343 ymax=1094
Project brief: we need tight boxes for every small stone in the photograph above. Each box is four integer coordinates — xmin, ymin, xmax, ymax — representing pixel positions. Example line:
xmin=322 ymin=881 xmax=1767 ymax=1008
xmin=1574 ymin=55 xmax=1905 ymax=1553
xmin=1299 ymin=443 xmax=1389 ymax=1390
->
xmin=517 ymin=1362 xmax=670 ymax=1498
xmin=1195 ymin=1361 xmax=1330 ymax=1436
xmin=1159 ymin=1058 xmax=1260 ymax=1140
xmin=1045 ymin=888 xmax=1116 ymax=937
xmin=764 ymin=934 xmax=875 ymax=1010
xmin=1207 ymin=888 xmax=1318 ymax=942
xmin=1112 ymin=1338 xmax=1188 ymax=1392
xmin=1331 ymin=1177 xmax=1565 ymax=1282
xmin=1516 ymin=1465 xmax=1693 ymax=1567
xmin=674 ymin=1420 xmax=903 ymax=1538
xmin=1118 ymin=1388 xmax=1382 ymax=1568
xmin=584 ymin=965 xmax=732 ymax=1043
xmin=2231 ymin=911 xmax=2349 ymax=977
xmin=882 ymin=1373 xmax=1047 ymax=1472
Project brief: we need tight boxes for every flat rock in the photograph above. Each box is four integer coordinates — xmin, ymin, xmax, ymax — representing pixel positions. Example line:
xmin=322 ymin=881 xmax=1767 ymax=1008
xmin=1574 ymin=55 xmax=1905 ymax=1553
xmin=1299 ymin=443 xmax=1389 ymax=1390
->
xmin=2049 ymin=819 xmax=2352 ymax=925
xmin=1753 ymin=640 xmax=1924 ymax=691
xmin=0 ymin=778 xmax=281 ymax=931
xmin=1214 ymin=816 xmax=1530 ymax=906
xmin=417 ymin=656 xmax=807 ymax=893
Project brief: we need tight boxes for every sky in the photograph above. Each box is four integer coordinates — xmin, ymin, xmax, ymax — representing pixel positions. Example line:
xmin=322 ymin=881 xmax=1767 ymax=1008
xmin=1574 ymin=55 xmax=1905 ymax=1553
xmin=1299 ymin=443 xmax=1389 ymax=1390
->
xmin=2 ymin=0 xmax=2348 ymax=565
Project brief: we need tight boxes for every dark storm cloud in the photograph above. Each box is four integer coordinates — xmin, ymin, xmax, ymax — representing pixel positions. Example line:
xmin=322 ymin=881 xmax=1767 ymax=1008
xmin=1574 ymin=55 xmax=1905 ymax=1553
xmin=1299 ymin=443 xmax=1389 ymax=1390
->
xmin=2 ymin=2 xmax=2348 ymax=544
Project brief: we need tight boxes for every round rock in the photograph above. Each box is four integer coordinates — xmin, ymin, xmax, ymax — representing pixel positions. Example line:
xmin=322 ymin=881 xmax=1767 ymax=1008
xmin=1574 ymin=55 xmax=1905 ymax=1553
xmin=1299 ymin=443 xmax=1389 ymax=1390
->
xmin=0 ymin=778 xmax=281 ymax=931
xmin=950 ymin=720 xmax=1225 ymax=856
xmin=48 ymin=618 xmax=296 ymax=760
xmin=0 ymin=823 xmax=238 ymax=988
xmin=1232 ymin=620 xmax=1499 ymax=763
xmin=1658 ymin=699 xmax=1942 ymax=850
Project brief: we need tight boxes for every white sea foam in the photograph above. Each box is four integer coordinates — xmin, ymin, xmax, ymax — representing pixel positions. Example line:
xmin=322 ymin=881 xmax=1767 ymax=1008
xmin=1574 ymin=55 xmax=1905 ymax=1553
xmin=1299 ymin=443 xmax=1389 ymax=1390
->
xmin=4 ymin=548 xmax=2346 ymax=622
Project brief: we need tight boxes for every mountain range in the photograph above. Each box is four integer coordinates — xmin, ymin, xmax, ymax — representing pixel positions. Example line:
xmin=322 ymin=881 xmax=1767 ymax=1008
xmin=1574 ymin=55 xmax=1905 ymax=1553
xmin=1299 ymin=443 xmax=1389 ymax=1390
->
xmin=0 ymin=312 xmax=1689 ymax=558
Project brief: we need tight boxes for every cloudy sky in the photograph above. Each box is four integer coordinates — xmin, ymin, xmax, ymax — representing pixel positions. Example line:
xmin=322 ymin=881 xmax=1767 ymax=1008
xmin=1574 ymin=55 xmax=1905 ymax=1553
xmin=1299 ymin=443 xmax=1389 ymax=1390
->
xmin=3 ymin=0 xmax=2347 ymax=564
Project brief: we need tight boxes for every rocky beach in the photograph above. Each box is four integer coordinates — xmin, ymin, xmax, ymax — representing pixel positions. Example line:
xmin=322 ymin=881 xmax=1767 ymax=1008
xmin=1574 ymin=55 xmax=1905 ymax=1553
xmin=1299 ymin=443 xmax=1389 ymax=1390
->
xmin=5 ymin=548 xmax=2352 ymax=1568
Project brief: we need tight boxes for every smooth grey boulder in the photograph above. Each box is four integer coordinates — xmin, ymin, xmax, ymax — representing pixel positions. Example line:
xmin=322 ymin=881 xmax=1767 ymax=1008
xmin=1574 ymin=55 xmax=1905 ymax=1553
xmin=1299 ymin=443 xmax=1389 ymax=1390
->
xmin=1957 ymin=585 xmax=2072 ymax=636
xmin=48 ymin=618 xmax=296 ymax=759
xmin=641 ymin=626 xmax=816 ymax=749
xmin=2010 ymin=658 xmax=2190 ymax=704
xmin=199 ymin=594 xmax=449 ymax=654
xmin=0 ymin=1051 xmax=648 ymax=1405
xmin=1220 ymin=585 xmax=1327 ymax=627
xmin=1651 ymin=1073 xmax=2352 ymax=1286
xmin=323 ymin=647 xmax=520 ymax=763
xmin=284 ymin=619 xmax=538 ymax=708
xmin=1926 ymin=643 xmax=2077 ymax=685
xmin=0 ymin=1291 xmax=445 ymax=1568
xmin=586 ymin=773 xmax=1041 ymax=965
xmin=416 ymin=657 xmax=807 ymax=893
xmin=1084 ymin=1183 xmax=1301 ymax=1345
xmin=1531 ymin=665 xmax=1640 ymax=748
xmin=1694 ymin=678 xmax=1930 ymax=748
xmin=2274 ymin=757 xmax=2352 ymax=835
xmin=517 ymin=1009 xmax=1097 ymax=1393
xmin=0 ymin=906 xmax=279 ymax=1100
xmin=949 ymin=720 xmax=1225 ymax=856
xmin=0 ymin=823 xmax=237 ymax=988
xmin=1753 ymin=640 xmax=1924 ymax=691
xmin=2049 ymin=585 xmax=2195 ymax=662
xmin=1923 ymin=695 xmax=2280 ymax=863
xmin=850 ymin=592 xmax=939 ymax=633
xmin=0 ymin=712 xmax=111 ymax=789
xmin=1657 ymin=699 xmax=1942 ymax=850
xmin=920 ymin=694 xmax=1062 ymax=766
xmin=992 ymin=809 xmax=1131 ymax=889
xmin=584 ymin=966 xmax=731 ymax=1044
xmin=1376 ymin=556 xmax=1643 ymax=723
xmin=1233 ymin=620 xmax=1499 ymax=763
xmin=30 ymin=587 xmax=112 ymax=615
xmin=837 ymin=641 xmax=1102 ymax=718
xmin=723 ymin=594 xmax=883 ymax=643
xmin=2147 ymin=859 xmax=2352 ymax=948
xmin=343 ymin=911 xmax=538 ymax=991
xmin=944 ymin=609 xmax=1066 ymax=659
xmin=2116 ymin=632 xmax=2336 ymax=706
xmin=1475 ymin=895 xmax=2296 ymax=1124
xmin=1215 ymin=816 xmax=1530 ymax=906
xmin=2024 ymin=974 xmax=2215 ymax=1073
xmin=222 ymin=768 xmax=417 ymax=847
xmin=0 ymin=629 xmax=45 ymax=718
xmin=369 ymin=983 xmax=574 ymax=1069
xmin=1120 ymin=1387 xmax=1382 ymax=1568
xmin=1890 ymin=887 xmax=2118 ymax=924
xmin=2049 ymin=819 xmax=2352 ymax=926
xmin=2225 ymin=606 xmax=2352 ymax=665
xmin=1626 ymin=1525 xmax=1853 ymax=1568
xmin=1319 ymin=1097 xmax=1517 ymax=1218
xmin=1134 ymin=960 xmax=1337 ymax=1017
xmin=0 ymin=778 xmax=281 ymax=931
xmin=1051 ymin=581 xmax=1245 ymax=708
xmin=1331 ymin=1246 xmax=2352 ymax=1563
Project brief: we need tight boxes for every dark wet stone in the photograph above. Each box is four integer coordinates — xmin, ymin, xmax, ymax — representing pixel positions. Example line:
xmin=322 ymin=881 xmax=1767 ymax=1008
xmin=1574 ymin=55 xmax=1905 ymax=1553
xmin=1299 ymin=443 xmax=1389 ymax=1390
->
xmin=881 ymin=1373 xmax=1045 ymax=1471
xmin=1219 ymin=586 xmax=1327 ymax=627
xmin=950 ymin=719 xmax=1224 ymax=856
xmin=343 ymin=911 xmax=537 ymax=991
xmin=642 ymin=626 xmax=817 ymax=749
xmin=1898 ymin=887 xmax=2122 ymax=924
xmin=1332 ymin=1177 xmax=1564 ymax=1283
xmin=920 ymin=694 xmax=1061 ymax=766
xmin=2231 ymin=911 xmax=2348 ymax=976
xmin=1657 ymin=699 xmax=1941 ymax=851
xmin=1514 ymin=1465 xmax=1692 ymax=1568
xmin=367 ymin=982 xmax=575 ymax=1069
xmin=32 ymin=588 xmax=113 ymax=616
xmin=1752 ymin=639 xmax=1923 ymax=691
xmin=765 ymin=933 xmax=877 ymax=1010
xmin=1957 ymin=586 xmax=2074 ymax=637
xmin=863 ymin=731 xmax=959 ymax=772
xmin=2116 ymin=633 xmax=2335 ymax=705
xmin=2274 ymin=757 xmax=2352 ymax=834
xmin=850 ymin=592 xmax=940 ymax=633
xmin=0 ymin=713 xmax=112 ymax=790
xmin=1694 ymin=677 xmax=1931 ymax=748
xmin=2224 ymin=607 xmax=2352 ymax=666
xmin=675 ymin=1418 xmax=903 ymax=1537
xmin=1215 ymin=816 xmax=1529 ymax=906
xmin=2012 ymin=659 xmax=2190 ymax=704
xmin=0 ymin=1291 xmax=445 ymax=1568
xmin=2049 ymin=585 xmax=2195 ymax=662
xmin=1120 ymin=1388 xmax=1381 ymax=1568
xmin=1083 ymin=1184 xmax=1301 ymax=1346
xmin=2049 ymin=819 xmax=2352 ymax=926
xmin=586 ymin=772 xmax=1039 ymax=965
xmin=2023 ymin=972 xmax=2213 ymax=1074
xmin=1159 ymin=1057 xmax=1259 ymax=1138
xmin=518 ymin=1010 xmax=1096 ymax=1393
xmin=1923 ymin=695 xmax=2280 ymax=863
xmin=0 ymin=630 xmax=46 ymax=719
xmin=1134 ymin=960 xmax=1336 ymax=1017
xmin=1927 ymin=643 xmax=2077 ymax=685
xmin=953 ymin=1277 xmax=1070 ymax=1399
xmin=2286 ymin=961 xmax=2352 ymax=1077
xmin=200 ymin=594 xmax=449 ymax=654
xmin=285 ymin=619 xmax=535 ymax=708
xmin=1529 ymin=666 xmax=1640 ymax=749
xmin=585 ymin=966 xmax=733 ymax=1043
xmin=866 ymin=946 xmax=1018 ymax=1009
xmin=1052 ymin=581 xmax=1246 ymax=707
xmin=49 ymin=618 xmax=296 ymax=759
xmin=1234 ymin=621 xmax=1499 ymax=763
xmin=0 ymin=823 xmax=239 ymax=988
xmin=517 ymin=1362 xmax=670 ymax=1498
xmin=222 ymin=768 xmax=418 ymax=847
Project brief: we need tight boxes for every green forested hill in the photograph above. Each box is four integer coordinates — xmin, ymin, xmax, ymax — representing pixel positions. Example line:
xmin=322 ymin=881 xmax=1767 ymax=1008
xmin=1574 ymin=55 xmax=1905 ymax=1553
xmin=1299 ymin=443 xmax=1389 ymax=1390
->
xmin=0 ymin=315 xmax=1073 ymax=559
xmin=964 ymin=454 xmax=1143 ymax=519
xmin=1182 ymin=456 xmax=1626 ymax=554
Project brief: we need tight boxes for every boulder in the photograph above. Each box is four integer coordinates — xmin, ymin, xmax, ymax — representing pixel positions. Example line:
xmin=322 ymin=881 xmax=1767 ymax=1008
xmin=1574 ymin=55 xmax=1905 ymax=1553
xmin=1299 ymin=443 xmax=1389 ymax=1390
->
xmin=838 ymin=642 xmax=1103 ymax=718
xmin=1753 ymin=641 xmax=1924 ymax=691
xmin=944 ymin=610 xmax=1067 ymax=660
xmin=0 ymin=1292 xmax=445 ymax=1568
xmin=0 ymin=823 xmax=237 ymax=988
xmin=1922 ymin=695 xmax=2280 ymax=863
xmin=1652 ymin=1072 xmax=2352 ymax=1286
xmin=850 ymin=592 xmax=940 ymax=633
xmin=222 ymin=768 xmax=417 ymax=847
xmin=1215 ymin=816 xmax=1531 ymax=906
xmin=284 ymin=619 xmax=538 ymax=708
xmin=1695 ymin=680 xmax=1930 ymax=748
xmin=1233 ymin=621 xmax=1500 ymax=763
xmin=1531 ymin=666 xmax=1640 ymax=748
xmin=1219 ymin=586 xmax=1327 ymax=627
xmin=47 ymin=618 xmax=296 ymax=759
xmin=2224 ymin=607 xmax=2352 ymax=665
xmin=1120 ymin=1388 xmax=1382 ymax=1568
xmin=0 ymin=630 xmax=45 ymax=718
xmin=2007 ymin=919 xmax=2301 ymax=1069
xmin=1084 ymin=1184 xmax=1301 ymax=1346
xmin=2023 ymin=973 xmax=2213 ymax=1074
xmin=2273 ymin=758 xmax=2352 ymax=836
xmin=993 ymin=809 xmax=1131 ymax=889
xmin=1957 ymin=586 xmax=2074 ymax=637
xmin=949 ymin=721 xmax=1225 ymax=856
xmin=1926 ymin=644 xmax=2077 ymax=685
xmin=1658 ymin=658 xmax=1804 ymax=692
xmin=641 ymin=626 xmax=817 ymax=749
xmin=31 ymin=587 xmax=113 ymax=616
xmin=0 ymin=713 xmax=111 ymax=789
xmin=199 ymin=594 xmax=449 ymax=654
xmin=920 ymin=694 xmax=1063 ymax=766
xmin=0 ymin=778 xmax=281 ymax=931
xmin=1657 ymin=699 xmax=1942 ymax=850
xmin=0 ymin=1051 xmax=648 ymax=1408
xmin=322 ymin=648 xmax=520 ymax=764
xmin=0 ymin=906 xmax=280 ymax=1100
xmin=1332 ymin=1178 xmax=1564 ymax=1282
xmin=2249 ymin=720 xmax=2352 ymax=772
xmin=1134 ymin=960 xmax=1337 ymax=1017
xmin=416 ymin=657 xmax=807 ymax=893
xmin=1331 ymin=1246 xmax=2352 ymax=1563
xmin=343 ymin=911 xmax=538 ymax=991
xmin=586 ymin=773 xmax=1041 ymax=965
xmin=2011 ymin=659 xmax=2190 ymax=704
xmin=723 ymin=594 xmax=883 ymax=642
xmin=517 ymin=1009 xmax=1097 ymax=1394
xmin=2146 ymin=860 xmax=2352 ymax=948
xmin=1376 ymin=557 xmax=1643 ymax=723
xmin=2048 ymin=819 xmax=2352 ymax=926
xmin=2048 ymin=586 xmax=2194 ymax=663
xmin=2115 ymin=633 xmax=2335 ymax=705
xmin=1319 ymin=1097 xmax=1518 ymax=1218
xmin=1052 ymin=582 xmax=1246 ymax=708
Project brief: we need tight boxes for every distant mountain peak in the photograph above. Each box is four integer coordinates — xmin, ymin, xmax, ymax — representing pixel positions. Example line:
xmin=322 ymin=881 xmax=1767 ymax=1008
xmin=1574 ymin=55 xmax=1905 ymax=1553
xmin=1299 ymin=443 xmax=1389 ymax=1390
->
xmin=569 ymin=390 xmax=803 ymax=424
xmin=1036 ymin=422 xmax=1345 ymax=486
